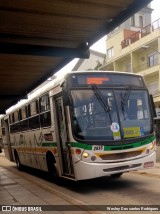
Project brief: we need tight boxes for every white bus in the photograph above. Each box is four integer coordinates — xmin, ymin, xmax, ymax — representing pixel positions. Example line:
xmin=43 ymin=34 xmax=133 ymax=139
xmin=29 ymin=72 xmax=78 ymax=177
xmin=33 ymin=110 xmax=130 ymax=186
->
xmin=0 ymin=71 xmax=156 ymax=180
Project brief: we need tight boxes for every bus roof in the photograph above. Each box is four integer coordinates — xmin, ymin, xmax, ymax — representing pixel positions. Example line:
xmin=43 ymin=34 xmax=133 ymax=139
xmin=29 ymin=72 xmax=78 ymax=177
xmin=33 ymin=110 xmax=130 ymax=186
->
xmin=5 ymin=71 xmax=144 ymax=114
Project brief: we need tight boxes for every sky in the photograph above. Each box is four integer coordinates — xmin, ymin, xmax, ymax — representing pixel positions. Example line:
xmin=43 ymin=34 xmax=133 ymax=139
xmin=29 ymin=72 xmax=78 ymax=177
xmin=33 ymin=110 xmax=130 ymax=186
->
xmin=55 ymin=0 xmax=159 ymax=76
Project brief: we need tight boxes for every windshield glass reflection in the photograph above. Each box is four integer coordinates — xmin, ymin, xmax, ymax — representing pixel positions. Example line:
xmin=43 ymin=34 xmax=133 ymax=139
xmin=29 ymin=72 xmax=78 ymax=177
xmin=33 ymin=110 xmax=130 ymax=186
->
xmin=70 ymin=89 xmax=152 ymax=142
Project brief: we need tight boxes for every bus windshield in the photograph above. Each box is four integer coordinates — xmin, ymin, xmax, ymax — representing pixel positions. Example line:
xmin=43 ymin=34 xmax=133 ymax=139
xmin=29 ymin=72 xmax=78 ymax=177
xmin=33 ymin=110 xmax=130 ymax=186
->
xmin=70 ymin=88 xmax=152 ymax=142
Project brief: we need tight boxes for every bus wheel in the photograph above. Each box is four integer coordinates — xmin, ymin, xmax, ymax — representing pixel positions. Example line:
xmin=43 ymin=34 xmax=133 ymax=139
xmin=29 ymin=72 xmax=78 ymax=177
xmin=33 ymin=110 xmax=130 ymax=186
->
xmin=14 ymin=152 xmax=23 ymax=171
xmin=46 ymin=153 xmax=58 ymax=181
xmin=111 ymin=173 xmax=123 ymax=178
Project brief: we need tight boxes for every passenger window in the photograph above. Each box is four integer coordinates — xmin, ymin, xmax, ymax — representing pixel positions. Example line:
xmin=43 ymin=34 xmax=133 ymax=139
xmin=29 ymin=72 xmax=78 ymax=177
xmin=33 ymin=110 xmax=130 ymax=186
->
xmin=9 ymin=113 xmax=14 ymax=124
xmin=40 ymin=112 xmax=51 ymax=128
xmin=1 ymin=119 xmax=5 ymax=136
xmin=39 ymin=94 xmax=51 ymax=128
xmin=20 ymin=106 xmax=28 ymax=132
xmin=39 ymin=94 xmax=50 ymax=112
xmin=30 ymin=100 xmax=39 ymax=116
xmin=29 ymin=100 xmax=40 ymax=130
xmin=21 ymin=106 xmax=28 ymax=119
xmin=14 ymin=111 xmax=19 ymax=122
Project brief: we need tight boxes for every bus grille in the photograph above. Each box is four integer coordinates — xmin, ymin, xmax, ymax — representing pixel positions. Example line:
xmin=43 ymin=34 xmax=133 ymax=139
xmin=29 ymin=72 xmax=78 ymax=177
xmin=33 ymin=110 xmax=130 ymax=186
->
xmin=103 ymin=163 xmax=142 ymax=172
xmin=100 ymin=150 xmax=143 ymax=160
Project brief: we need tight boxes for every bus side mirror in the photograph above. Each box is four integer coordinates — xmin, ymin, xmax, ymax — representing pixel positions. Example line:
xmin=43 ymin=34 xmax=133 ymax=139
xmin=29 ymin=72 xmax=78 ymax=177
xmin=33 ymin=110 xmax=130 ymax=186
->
xmin=150 ymin=95 xmax=156 ymax=118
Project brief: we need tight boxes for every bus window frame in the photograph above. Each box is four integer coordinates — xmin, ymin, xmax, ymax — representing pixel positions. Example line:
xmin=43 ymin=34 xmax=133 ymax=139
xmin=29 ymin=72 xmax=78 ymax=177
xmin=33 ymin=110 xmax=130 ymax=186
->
xmin=39 ymin=93 xmax=51 ymax=128
xmin=9 ymin=110 xmax=21 ymax=134
xmin=1 ymin=118 xmax=5 ymax=136
xmin=19 ymin=106 xmax=29 ymax=132
xmin=28 ymin=99 xmax=40 ymax=130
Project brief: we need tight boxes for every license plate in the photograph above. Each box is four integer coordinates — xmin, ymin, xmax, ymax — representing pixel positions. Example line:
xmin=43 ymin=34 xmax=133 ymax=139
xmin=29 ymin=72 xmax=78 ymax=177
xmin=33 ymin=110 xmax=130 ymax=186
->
xmin=144 ymin=161 xmax=154 ymax=168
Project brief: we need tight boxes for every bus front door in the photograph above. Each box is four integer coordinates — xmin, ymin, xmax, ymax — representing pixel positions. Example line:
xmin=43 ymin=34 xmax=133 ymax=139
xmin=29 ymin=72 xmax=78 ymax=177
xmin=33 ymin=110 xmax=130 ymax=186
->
xmin=55 ymin=97 xmax=74 ymax=178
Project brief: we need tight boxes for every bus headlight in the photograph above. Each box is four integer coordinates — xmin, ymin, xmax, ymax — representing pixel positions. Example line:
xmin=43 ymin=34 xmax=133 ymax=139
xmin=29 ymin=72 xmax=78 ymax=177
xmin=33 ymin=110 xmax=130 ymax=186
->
xmin=91 ymin=155 xmax=96 ymax=161
xmin=149 ymin=142 xmax=154 ymax=150
xmin=82 ymin=152 xmax=89 ymax=158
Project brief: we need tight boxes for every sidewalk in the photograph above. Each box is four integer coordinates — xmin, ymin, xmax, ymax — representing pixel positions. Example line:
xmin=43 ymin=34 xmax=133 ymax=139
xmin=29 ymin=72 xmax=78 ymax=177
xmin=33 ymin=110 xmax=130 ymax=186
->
xmin=133 ymin=146 xmax=160 ymax=177
xmin=131 ymin=162 xmax=160 ymax=178
xmin=0 ymin=151 xmax=90 ymax=214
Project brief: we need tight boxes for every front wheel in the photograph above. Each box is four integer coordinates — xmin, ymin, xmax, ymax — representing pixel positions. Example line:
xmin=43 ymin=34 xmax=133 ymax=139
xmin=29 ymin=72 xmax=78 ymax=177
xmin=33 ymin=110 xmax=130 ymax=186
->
xmin=47 ymin=153 xmax=59 ymax=181
xmin=111 ymin=173 xmax=123 ymax=178
xmin=15 ymin=153 xmax=23 ymax=171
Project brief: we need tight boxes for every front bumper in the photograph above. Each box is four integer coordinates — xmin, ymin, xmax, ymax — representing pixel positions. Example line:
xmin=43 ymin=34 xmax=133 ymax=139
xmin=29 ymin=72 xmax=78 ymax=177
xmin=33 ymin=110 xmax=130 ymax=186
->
xmin=74 ymin=151 xmax=156 ymax=180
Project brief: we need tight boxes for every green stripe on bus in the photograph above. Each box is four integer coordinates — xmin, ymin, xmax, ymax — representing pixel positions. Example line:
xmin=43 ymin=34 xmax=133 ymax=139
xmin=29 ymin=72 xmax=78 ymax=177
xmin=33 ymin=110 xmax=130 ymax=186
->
xmin=35 ymin=135 xmax=155 ymax=150
xmin=104 ymin=135 xmax=155 ymax=151
xmin=70 ymin=135 xmax=155 ymax=151
xmin=70 ymin=142 xmax=92 ymax=150
xmin=37 ymin=142 xmax=57 ymax=147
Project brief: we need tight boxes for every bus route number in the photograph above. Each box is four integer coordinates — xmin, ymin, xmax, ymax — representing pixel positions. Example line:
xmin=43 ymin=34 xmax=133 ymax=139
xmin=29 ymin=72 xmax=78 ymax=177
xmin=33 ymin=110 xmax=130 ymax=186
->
xmin=92 ymin=145 xmax=104 ymax=151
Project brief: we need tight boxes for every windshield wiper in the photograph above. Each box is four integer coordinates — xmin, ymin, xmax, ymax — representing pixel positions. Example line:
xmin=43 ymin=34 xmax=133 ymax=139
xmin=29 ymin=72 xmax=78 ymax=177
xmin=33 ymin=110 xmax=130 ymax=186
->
xmin=89 ymin=84 xmax=112 ymax=123
xmin=121 ymin=87 xmax=131 ymax=115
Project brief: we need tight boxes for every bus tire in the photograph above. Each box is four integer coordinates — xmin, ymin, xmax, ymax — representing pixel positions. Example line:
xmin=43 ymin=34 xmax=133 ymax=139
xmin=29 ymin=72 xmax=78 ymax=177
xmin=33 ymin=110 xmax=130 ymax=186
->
xmin=46 ymin=153 xmax=58 ymax=181
xmin=111 ymin=173 xmax=123 ymax=178
xmin=14 ymin=152 xmax=23 ymax=171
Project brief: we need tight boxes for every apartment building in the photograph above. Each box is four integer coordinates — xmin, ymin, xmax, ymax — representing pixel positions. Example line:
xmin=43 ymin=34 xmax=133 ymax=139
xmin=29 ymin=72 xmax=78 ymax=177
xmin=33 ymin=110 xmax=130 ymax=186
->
xmin=101 ymin=18 xmax=160 ymax=104
xmin=100 ymin=5 xmax=160 ymax=123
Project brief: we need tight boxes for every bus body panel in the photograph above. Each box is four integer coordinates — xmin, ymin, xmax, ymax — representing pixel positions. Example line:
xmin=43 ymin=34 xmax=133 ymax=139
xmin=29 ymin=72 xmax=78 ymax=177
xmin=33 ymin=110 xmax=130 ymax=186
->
xmin=74 ymin=151 xmax=156 ymax=180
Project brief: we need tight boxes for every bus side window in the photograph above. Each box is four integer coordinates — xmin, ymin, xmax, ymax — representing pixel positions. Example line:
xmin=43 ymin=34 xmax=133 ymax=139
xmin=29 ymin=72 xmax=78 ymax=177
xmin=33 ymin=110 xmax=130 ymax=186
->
xmin=1 ymin=119 xmax=5 ymax=136
xmin=28 ymin=100 xmax=40 ymax=130
xmin=39 ymin=94 xmax=51 ymax=128
xmin=14 ymin=110 xmax=20 ymax=133
xmin=20 ymin=106 xmax=29 ymax=132
xmin=9 ymin=111 xmax=20 ymax=133
xmin=9 ymin=113 xmax=14 ymax=134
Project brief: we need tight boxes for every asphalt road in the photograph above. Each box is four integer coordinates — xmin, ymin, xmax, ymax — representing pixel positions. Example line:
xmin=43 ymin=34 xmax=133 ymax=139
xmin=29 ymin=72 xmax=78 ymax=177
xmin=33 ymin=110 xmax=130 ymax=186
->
xmin=0 ymin=152 xmax=160 ymax=214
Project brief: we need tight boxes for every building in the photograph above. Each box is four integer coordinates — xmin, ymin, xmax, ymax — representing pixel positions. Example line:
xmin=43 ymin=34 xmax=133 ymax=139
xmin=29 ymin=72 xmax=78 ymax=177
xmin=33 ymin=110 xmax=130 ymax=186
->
xmin=99 ymin=3 xmax=160 ymax=140
xmin=100 ymin=5 xmax=160 ymax=112
xmin=107 ymin=3 xmax=152 ymax=39
xmin=72 ymin=49 xmax=105 ymax=71
xmin=100 ymin=17 xmax=160 ymax=107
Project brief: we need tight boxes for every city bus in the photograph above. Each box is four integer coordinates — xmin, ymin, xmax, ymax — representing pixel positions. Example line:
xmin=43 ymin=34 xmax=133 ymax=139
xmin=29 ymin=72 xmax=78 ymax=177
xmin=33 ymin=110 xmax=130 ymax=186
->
xmin=0 ymin=71 xmax=156 ymax=181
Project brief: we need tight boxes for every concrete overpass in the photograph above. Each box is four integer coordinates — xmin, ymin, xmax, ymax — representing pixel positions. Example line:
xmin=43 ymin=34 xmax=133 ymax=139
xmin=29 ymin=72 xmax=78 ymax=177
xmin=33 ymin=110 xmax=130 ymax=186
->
xmin=0 ymin=0 xmax=152 ymax=113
